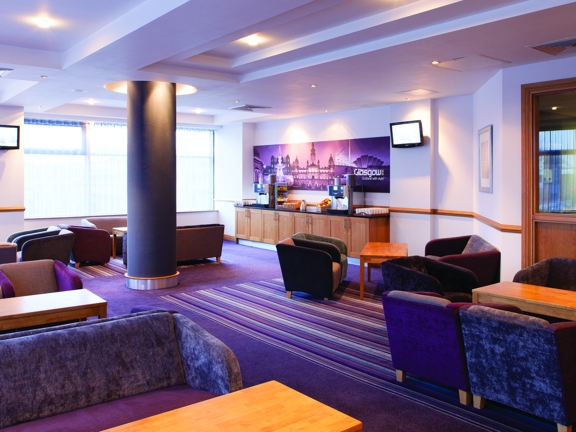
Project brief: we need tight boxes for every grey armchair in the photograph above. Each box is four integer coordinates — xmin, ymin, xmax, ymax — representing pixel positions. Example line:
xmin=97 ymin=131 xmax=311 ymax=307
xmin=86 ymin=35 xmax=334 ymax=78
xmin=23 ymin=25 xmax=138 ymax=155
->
xmin=513 ymin=258 xmax=576 ymax=291
xmin=12 ymin=229 xmax=75 ymax=266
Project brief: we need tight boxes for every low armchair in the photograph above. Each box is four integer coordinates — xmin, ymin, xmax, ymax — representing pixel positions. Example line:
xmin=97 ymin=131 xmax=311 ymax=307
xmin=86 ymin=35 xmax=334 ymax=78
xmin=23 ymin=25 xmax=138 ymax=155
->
xmin=382 ymin=291 xmax=521 ymax=405
xmin=11 ymin=228 xmax=75 ymax=266
xmin=276 ymin=237 xmax=342 ymax=300
xmin=425 ymin=235 xmax=500 ymax=286
xmin=513 ymin=258 xmax=576 ymax=291
xmin=63 ymin=225 xmax=111 ymax=267
xmin=381 ymin=255 xmax=479 ymax=302
xmin=0 ymin=259 xmax=82 ymax=298
xmin=460 ymin=305 xmax=576 ymax=432
xmin=291 ymin=232 xmax=347 ymax=282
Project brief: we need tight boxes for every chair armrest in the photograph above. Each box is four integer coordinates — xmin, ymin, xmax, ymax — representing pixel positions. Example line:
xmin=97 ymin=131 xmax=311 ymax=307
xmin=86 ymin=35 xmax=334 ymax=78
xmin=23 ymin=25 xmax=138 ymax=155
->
xmin=425 ymin=236 xmax=470 ymax=257
xmin=12 ymin=230 xmax=57 ymax=251
xmin=380 ymin=261 xmax=443 ymax=294
xmin=174 ymin=313 xmax=242 ymax=395
xmin=54 ymin=261 xmax=83 ymax=291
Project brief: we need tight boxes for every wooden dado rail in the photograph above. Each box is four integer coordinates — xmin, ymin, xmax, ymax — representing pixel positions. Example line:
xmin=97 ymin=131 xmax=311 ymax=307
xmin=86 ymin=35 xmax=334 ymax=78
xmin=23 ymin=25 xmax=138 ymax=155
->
xmin=0 ymin=207 xmax=25 ymax=213
xmin=390 ymin=207 xmax=521 ymax=234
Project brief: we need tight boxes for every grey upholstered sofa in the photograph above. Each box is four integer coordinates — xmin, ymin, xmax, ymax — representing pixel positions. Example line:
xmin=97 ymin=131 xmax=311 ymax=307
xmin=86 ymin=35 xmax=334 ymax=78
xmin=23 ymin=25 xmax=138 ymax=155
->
xmin=0 ymin=310 xmax=242 ymax=431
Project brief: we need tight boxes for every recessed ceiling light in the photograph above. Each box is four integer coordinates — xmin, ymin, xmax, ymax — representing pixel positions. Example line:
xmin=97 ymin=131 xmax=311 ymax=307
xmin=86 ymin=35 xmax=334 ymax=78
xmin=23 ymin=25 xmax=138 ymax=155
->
xmin=324 ymin=110 xmax=329 ymax=113
xmin=72 ymin=89 xmax=86 ymax=93
xmin=36 ymin=18 xmax=52 ymax=29
xmin=310 ymin=84 xmax=317 ymax=88
xmin=399 ymin=88 xmax=438 ymax=96
xmin=87 ymin=99 xmax=96 ymax=105
xmin=194 ymin=108 xmax=203 ymax=114
xmin=241 ymin=34 xmax=262 ymax=46
xmin=552 ymin=106 xmax=559 ymax=110
xmin=40 ymin=75 xmax=48 ymax=79
xmin=235 ymin=100 xmax=240 ymax=103
xmin=431 ymin=60 xmax=440 ymax=65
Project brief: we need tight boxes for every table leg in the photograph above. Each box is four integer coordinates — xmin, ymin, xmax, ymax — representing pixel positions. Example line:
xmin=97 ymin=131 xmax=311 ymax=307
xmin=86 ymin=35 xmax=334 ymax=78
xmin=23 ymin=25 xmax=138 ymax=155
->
xmin=112 ymin=234 xmax=117 ymax=259
xmin=359 ymin=257 xmax=365 ymax=300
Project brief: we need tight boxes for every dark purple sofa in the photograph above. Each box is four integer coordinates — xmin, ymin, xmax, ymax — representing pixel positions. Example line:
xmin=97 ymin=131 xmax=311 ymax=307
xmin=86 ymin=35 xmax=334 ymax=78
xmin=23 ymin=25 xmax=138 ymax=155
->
xmin=425 ymin=234 xmax=501 ymax=286
xmin=0 ymin=310 xmax=242 ymax=431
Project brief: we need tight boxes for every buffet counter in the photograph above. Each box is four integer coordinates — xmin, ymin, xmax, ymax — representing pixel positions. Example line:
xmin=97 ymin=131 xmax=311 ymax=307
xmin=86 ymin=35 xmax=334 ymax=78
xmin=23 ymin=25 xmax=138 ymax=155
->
xmin=234 ymin=206 xmax=389 ymax=258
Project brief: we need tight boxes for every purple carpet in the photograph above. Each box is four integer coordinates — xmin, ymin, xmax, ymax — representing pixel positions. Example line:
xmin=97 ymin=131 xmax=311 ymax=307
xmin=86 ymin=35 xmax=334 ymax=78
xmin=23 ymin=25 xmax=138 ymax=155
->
xmin=161 ymin=278 xmax=554 ymax=432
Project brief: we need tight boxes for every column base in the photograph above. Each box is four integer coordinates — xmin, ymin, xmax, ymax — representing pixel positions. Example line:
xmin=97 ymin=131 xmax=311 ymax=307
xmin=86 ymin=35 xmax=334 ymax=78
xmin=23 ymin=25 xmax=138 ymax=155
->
xmin=125 ymin=272 xmax=179 ymax=290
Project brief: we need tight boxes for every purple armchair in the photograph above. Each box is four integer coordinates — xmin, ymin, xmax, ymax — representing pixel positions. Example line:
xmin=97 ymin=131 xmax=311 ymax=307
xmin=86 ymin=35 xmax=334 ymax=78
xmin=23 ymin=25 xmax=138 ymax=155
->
xmin=382 ymin=291 xmax=521 ymax=405
xmin=425 ymin=235 xmax=501 ymax=286
xmin=381 ymin=255 xmax=479 ymax=302
xmin=65 ymin=225 xmax=111 ymax=267
xmin=0 ymin=259 xmax=82 ymax=298
xmin=460 ymin=305 xmax=576 ymax=432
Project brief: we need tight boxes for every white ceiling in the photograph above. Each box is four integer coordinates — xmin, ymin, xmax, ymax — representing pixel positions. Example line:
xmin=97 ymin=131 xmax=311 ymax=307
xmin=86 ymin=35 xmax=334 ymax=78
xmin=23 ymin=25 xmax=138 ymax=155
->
xmin=1 ymin=0 xmax=576 ymax=125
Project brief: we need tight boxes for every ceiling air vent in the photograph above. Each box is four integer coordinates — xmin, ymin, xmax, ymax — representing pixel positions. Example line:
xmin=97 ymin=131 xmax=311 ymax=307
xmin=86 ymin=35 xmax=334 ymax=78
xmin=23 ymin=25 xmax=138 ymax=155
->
xmin=0 ymin=68 xmax=13 ymax=77
xmin=229 ymin=104 xmax=271 ymax=112
xmin=527 ymin=36 xmax=576 ymax=56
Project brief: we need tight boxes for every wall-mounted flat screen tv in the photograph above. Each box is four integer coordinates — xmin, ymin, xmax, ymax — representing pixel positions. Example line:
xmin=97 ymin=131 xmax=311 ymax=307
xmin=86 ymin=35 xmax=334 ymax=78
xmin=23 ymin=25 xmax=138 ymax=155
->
xmin=0 ymin=125 xmax=19 ymax=150
xmin=390 ymin=120 xmax=423 ymax=148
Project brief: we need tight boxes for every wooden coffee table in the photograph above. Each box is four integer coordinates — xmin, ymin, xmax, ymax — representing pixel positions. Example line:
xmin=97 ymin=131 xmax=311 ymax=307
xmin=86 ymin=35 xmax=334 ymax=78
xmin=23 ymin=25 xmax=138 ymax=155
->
xmin=104 ymin=380 xmax=362 ymax=431
xmin=359 ymin=242 xmax=408 ymax=300
xmin=473 ymin=282 xmax=576 ymax=321
xmin=0 ymin=289 xmax=107 ymax=331
xmin=112 ymin=227 xmax=127 ymax=259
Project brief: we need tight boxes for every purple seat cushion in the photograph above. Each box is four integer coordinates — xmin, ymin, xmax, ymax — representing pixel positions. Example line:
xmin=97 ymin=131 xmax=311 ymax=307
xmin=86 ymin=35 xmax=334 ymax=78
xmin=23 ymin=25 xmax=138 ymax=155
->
xmin=3 ymin=385 xmax=218 ymax=432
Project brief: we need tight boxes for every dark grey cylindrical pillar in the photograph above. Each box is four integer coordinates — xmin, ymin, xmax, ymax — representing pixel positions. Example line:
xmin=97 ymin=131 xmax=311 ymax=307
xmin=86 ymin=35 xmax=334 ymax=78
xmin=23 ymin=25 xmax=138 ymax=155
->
xmin=125 ymin=81 xmax=178 ymax=289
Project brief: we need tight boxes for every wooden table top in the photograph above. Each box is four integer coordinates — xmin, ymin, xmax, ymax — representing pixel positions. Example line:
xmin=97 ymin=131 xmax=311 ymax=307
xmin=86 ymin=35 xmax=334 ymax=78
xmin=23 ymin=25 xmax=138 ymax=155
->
xmin=0 ymin=289 xmax=107 ymax=319
xmin=360 ymin=242 xmax=408 ymax=259
xmin=473 ymin=282 xmax=576 ymax=321
xmin=104 ymin=380 xmax=362 ymax=432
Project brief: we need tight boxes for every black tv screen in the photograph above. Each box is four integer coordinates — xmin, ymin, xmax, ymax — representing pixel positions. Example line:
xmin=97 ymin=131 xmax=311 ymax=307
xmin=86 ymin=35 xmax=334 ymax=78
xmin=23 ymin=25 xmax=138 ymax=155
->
xmin=0 ymin=125 xmax=19 ymax=150
xmin=390 ymin=120 xmax=423 ymax=148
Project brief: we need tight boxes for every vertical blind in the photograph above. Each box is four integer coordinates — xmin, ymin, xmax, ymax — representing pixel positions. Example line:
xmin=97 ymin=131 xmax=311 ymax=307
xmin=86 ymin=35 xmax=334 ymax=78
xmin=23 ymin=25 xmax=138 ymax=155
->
xmin=24 ymin=120 xmax=214 ymax=218
xmin=539 ymin=129 xmax=576 ymax=213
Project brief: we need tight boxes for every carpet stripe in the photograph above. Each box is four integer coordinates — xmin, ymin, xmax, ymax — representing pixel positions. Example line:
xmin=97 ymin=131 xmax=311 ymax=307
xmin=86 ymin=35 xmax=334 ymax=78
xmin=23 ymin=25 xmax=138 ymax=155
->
xmin=161 ymin=280 xmax=553 ymax=432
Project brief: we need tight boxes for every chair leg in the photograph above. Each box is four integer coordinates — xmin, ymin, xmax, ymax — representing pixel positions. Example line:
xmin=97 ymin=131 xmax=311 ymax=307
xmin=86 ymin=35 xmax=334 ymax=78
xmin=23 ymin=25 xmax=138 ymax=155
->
xmin=75 ymin=262 xmax=80 ymax=268
xmin=286 ymin=291 xmax=292 ymax=299
xmin=217 ymin=256 xmax=221 ymax=263
xmin=395 ymin=369 xmax=406 ymax=382
xmin=557 ymin=424 xmax=571 ymax=432
xmin=472 ymin=395 xmax=485 ymax=409
xmin=458 ymin=390 xmax=471 ymax=405
xmin=324 ymin=297 xmax=329 ymax=301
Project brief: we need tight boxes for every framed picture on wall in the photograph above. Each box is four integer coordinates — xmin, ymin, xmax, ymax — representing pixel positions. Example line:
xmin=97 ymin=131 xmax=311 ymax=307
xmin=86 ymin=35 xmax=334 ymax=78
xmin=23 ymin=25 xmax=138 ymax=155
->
xmin=478 ymin=124 xmax=493 ymax=193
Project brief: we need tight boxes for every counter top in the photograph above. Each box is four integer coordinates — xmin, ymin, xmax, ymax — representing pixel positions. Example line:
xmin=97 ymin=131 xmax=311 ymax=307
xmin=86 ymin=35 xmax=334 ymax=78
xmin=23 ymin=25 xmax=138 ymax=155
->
xmin=234 ymin=205 xmax=389 ymax=218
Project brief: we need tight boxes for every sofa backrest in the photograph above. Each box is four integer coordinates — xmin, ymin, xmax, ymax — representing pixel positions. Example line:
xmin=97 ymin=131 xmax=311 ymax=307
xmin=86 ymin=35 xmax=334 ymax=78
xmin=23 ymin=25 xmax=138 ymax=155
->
xmin=0 ymin=259 xmax=60 ymax=296
xmin=0 ymin=311 xmax=186 ymax=428
xmin=82 ymin=216 xmax=127 ymax=234
xmin=176 ymin=224 xmax=224 ymax=262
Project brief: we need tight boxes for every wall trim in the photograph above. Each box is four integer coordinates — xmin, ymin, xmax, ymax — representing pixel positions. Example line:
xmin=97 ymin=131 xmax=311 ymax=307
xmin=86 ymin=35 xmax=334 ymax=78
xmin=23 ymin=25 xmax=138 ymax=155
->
xmin=0 ymin=206 xmax=25 ymax=213
xmin=389 ymin=207 xmax=521 ymax=233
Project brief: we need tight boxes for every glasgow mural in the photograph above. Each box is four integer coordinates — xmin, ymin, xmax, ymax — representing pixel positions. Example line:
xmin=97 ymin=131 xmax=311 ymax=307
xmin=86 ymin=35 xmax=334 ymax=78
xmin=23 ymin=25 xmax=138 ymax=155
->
xmin=253 ymin=136 xmax=390 ymax=193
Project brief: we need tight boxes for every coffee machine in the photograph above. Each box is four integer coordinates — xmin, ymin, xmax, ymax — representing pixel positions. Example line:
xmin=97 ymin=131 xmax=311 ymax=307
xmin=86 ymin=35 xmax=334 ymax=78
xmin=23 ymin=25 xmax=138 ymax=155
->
xmin=252 ymin=183 xmax=272 ymax=208
xmin=327 ymin=175 xmax=356 ymax=215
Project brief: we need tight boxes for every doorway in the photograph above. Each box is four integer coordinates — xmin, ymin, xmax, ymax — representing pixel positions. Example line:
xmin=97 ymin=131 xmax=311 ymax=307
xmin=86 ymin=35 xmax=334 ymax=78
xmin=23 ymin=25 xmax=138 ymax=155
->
xmin=521 ymin=77 xmax=576 ymax=267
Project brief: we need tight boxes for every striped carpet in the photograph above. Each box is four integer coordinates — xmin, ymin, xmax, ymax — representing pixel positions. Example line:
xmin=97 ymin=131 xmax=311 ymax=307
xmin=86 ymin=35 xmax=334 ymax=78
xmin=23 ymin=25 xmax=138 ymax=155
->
xmin=162 ymin=279 xmax=555 ymax=432
xmin=68 ymin=258 xmax=221 ymax=279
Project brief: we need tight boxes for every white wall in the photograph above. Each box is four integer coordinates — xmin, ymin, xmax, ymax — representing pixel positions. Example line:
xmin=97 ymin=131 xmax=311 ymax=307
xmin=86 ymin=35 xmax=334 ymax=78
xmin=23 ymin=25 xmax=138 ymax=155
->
xmin=0 ymin=106 xmax=24 ymax=240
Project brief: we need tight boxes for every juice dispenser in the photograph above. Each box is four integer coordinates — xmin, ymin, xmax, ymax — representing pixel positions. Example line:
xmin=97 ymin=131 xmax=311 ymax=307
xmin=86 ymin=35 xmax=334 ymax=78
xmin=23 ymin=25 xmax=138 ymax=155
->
xmin=275 ymin=182 xmax=288 ymax=209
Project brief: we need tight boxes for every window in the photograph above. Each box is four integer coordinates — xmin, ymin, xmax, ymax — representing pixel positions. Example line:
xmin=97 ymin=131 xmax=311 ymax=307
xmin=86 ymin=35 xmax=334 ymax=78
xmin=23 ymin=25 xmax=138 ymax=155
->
xmin=538 ymin=129 xmax=576 ymax=212
xmin=24 ymin=120 xmax=214 ymax=218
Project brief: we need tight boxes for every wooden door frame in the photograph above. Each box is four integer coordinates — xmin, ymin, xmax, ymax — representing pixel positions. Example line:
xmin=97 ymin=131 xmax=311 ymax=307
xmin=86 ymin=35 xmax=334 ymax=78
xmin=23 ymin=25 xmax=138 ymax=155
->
xmin=521 ymin=77 xmax=576 ymax=267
